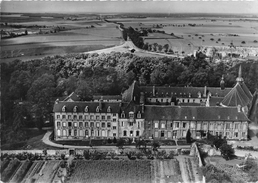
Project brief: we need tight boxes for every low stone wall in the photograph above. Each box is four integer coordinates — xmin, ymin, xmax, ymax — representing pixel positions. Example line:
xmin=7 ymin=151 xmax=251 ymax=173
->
xmin=190 ymin=143 xmax=203 ymax=167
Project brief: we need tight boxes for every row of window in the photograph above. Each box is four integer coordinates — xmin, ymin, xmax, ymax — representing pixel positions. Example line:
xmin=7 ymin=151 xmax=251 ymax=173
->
xmin=120 ymin=121 xmax=141 ymax=128
xmin=152 ymin=121 xmax=247 ymax=130
xmin=56 ymin=129 xmax=116 ymax=137
xmin=62 ymin=105 xmax=113 ymax=113
xmin=57 ymin=121 xmax=115 ymax=129
xmin=122 ymin=130 xmax=140 ymax=137
xmin=56 ymin=114 xmax=115 ymax=120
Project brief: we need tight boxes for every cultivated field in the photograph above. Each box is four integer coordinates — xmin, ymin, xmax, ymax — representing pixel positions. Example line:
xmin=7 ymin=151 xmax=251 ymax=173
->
xmin=112 ymin=17 xmax=258 ymax=55
xmin=0 ymin=14 xmax=123 ymax=62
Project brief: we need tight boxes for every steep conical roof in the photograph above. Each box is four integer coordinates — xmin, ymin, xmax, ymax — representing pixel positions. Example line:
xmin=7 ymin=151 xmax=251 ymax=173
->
xmin=221 ymin=82 xmax=252 ymax=107
xmin=248 ymin=90 xmax=258 ymax=124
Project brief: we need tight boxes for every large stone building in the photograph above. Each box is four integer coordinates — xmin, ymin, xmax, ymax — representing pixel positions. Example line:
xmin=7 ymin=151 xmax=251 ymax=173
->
xmin=53 ymin=65 xmax=252 ymax=141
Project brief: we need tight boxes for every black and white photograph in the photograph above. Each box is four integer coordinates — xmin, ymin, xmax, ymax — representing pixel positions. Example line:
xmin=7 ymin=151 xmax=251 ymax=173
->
xmin=1 ymin=0 xmax=258 ymax=182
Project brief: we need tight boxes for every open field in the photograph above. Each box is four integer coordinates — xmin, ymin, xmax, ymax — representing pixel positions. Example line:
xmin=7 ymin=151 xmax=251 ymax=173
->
xmin=111 ymin=17 xmax=258 ymax=55
xmin=0 ymin=15 xmax=123 ymax=62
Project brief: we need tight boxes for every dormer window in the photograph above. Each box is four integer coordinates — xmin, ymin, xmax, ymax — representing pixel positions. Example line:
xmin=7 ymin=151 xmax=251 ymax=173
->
xmin=121 ymin=111 xmax=125 ymax=118
xmin=129 ymin=111 xmax=134 ymax=119
xmin=73 ymin=106 xmax=78 ymax=113
xmin=96 ymin=106 xmax=100 ymax=112
xmin=137 ymin=111 xmax=141 ymax=118
xmin=85 ymin=106 xmax=89 ymax=113
xmin=107 ymin=106 xmax=111 ymax=113
xmin=62 ymin=106 xmax=66 ymax=112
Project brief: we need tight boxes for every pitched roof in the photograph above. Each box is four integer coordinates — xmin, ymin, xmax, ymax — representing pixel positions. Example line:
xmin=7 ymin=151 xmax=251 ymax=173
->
xmin=209 ymin=97 xmax=224 ymax=106
xmin=144 ymin=105 xmax=249 ymax=121
xmin=122 ymin=81 xmax=140 ymax=102
xmin=53 ymin=101 xmax=121 ymax=113
xmin=248 ymin=90 xmax=258 ymax=124
xmin=221 ymin=82 xmax=252 ymax=107
xmin=63 ymin=92 xmax=81 ymax=102
xmin=139 ymin=86 xmax=231 ymax=98
xmin=93 ymin=95 xmax=122 ymax=100
xmin=120 ymin=102 xmax=144 ymax=118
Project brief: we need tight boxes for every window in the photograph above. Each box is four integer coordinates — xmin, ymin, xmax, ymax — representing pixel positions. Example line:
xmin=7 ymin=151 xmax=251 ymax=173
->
xmin=63 ymin=130 xmax=67 ymax=136
xmin=73 ymin=106 xmax=77 ymax=113
xmin=113 ymin=126 xmax=116 ymax=130
xmin=161 ymin=124 xmax=165 ymax=128
xmin=90 ymin=115 xmax=94 ymax=120
xmin=176 ymin=122 xmax=180 ymax=128
xmin=57 ymin=115 xmax=60 ymax=119
xmin=62 ymin=106 xmax=66 ymax=112
xmin=226 ymin=123 xmax=230 ymax=129
xmin=62 ymin=122 xmax=66 ymax=127
xmin=137 ymin=112 xmax=141 ymax=118
xmin=203 ymin=123 xmax=207 ymax=130
xmin=235 ymin=123 xmax=239 ymax=129
xmin=121 ymin=111 xmax=125 ymax=118
xmin=68 ymin=115 xmax=71 ymax=119
xmin=123 ymin=131 xmax=127 ymax=136
xmin=129 ymin=122 xmax=133 ymax=126
xmin=107 ymin=116 xmax=111 ymax=120
xmin=242 ymin=123 xmax=247 ymax=130
xmin=68 ymin=129 xmax=72 ymax=136
xmin=85 ymin=122 xmax=88 ymax=127
xmin=235 ymin=132 xmax=238 ymax=138
xmin=136 ymin=131 xmax=140 ymax=136
xmin=113 ymin=133 xmax=116 ymax=137
xmin=121 ymin=121 xmax=124 ymax=127
xmin=73 ymin=115 xmax=77 ymax=120
xmin=90 ymin=122 xmax=94 ymax=127
xmin=161 ymin=131 xmax=165 ymax=137
xmin=74 ymin=122 xmax=78 ymax=127
xmin=79 ymin=122 xmax=83 ymax=127
xmin=68 ymin=122 xmax=72 ymax=127
xmin=137 ymin=121 xmax=140 ymax=128
xmin=155 ymin=123 xmax=159 ymax=128
xmin=96 ymin=123 xmax=100 ymax=127
xmin=197 ymin=123 xmax=201 ymax=130
xmin=129 ymin=112 xmax=134 ymax=118
xmin=107 ymin=106 xmax=111 ymax=113
xmin=85 ymin=130 xmax=89 ymax=136
xmin=242 ymin=132 xmax=245 ymax=137
xmin=96 ymin=106 xmax=100 ymax=112
xmin=79 ymin=130 xmax=83 ymax=136
xmin=209 ymin=123 xmax=213 ymax=130
xmin=113 ymin=118 xmax=116 ymax=122
xmin=170 ymin=123 xmax=173 ymax=128
xmin=79 ymin=115 xmax=82 ymax=120
xmin=183 ymin=122 xmax=186 ymax=128
xmin=57 ymin=122 xmax=61 ymax=127
xmin=74 ymin=129 xmax=77 ymax=136
xmin=62 ymin=115 xmax=65 ymax=119
xmin=107 ymin=123 xmax=111 ymax=128
xmin=91 ymin=129 xmax=94 ymax=136
xmin=113 ymin=113 xmax=116 ymax=117
xmin=96 ymin=116 xmax=100 ymax=120
xmin=85 ymin=115 xmax=88 ymax=120
xmin=102 ymin=122 xmax=105 ymax=128
xmin=101 ymin=116 xmax=105 ymax=120
xmin=57 ymin=130 xmax=61 ymax=136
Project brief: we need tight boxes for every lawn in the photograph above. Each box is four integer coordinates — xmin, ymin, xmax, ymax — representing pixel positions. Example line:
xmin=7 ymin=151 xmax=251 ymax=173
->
xmin=68 ymin=160 xmax=153 ymax=183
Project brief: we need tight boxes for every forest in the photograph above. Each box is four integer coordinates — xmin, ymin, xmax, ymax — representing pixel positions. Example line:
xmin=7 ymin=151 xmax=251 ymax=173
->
xmin=1 ymin=51 xmax=258 ymax=147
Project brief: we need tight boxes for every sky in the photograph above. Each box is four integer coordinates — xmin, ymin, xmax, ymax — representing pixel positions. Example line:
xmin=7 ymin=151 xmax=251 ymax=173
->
xmin=1 ymin=0 xmax=258 ymax=14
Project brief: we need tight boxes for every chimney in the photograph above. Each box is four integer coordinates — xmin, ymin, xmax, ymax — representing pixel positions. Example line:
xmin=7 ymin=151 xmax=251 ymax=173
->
xmin=153 ymin=86 xmax=155 ymax=97
xmin=55 ymin=98 xmax=59 ymax=104
xmin=203 ymin=86 xmax=207 ymax=97
xmin=220 ymin=75 xmax=225 ymax=90
xmin=237 ymin=105 xmax=241 ymax=112
xmin=141 ymin=104 xmax=144 ymax=113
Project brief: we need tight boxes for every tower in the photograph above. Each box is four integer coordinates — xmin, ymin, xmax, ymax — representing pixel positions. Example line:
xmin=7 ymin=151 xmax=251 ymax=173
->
xmin=236 ymin=65 xmax=244 ymax=83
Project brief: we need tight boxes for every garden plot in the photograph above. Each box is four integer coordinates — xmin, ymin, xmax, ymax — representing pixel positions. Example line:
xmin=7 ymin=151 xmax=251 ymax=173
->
xmin=68 ymin=160 xmax=152 ymax=183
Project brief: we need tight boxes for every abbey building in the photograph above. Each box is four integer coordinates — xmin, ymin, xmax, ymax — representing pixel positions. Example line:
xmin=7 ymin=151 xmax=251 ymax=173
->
xmin=53 ymin=65 xmax=252 ymax=141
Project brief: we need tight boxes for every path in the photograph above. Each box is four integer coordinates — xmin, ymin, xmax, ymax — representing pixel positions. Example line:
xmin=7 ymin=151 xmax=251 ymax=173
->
xmin=42 ymin=131 xmax=190 ymax=150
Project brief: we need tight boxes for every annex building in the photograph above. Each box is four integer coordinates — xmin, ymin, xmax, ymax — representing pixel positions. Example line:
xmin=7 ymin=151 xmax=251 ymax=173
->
xmin=53 ymin=66 xmax=253 ymax=141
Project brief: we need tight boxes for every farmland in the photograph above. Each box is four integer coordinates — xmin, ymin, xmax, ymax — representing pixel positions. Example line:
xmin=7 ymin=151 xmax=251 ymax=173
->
xmin=110 ymin=16 xmax=258 ymax=56
xmin=0 ymin=13 xmax=123 ymax=62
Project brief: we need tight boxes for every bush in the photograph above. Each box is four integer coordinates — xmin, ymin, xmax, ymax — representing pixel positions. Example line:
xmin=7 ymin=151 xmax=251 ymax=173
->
xmin=241 ymin=41 xmax=246 ymax=44
xmin=254 ymin=40 xmax=257 ymax=43
xmin=220 ymin=144 xmax=235 ymax=160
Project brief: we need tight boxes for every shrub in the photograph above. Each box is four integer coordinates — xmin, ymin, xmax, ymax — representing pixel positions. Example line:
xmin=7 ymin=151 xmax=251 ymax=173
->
xmin=241 ymin=41 xmax=246 ymax=44
xmin=210 ymin=38 xmax=214 ymax=41
xmin=220 ymin=144 xmax=235 ymax=160
xmin=254 ymin=40 xmax=257 ymax=43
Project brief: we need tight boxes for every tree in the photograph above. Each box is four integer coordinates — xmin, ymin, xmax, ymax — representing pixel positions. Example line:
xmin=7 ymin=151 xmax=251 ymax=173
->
xmin=116 ymin=138 xmax=125 ymax=149
xmin=220 ymin=143 xmax=235 ymax=160
xmin=186 ymin=129 xmax=191 ymax=143
xmin=152 ymin=141 xmax=160 ymax=152
xmin=163 ymin=44 xmax=169 ymax=52
xmin=24 ymin=30 xmax=28 ymax=35
xmin=113 ymin=137 xmax=117 ymax=144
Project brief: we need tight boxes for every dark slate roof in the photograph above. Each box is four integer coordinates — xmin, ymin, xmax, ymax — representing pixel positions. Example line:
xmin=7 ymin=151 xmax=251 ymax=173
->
xmin=221 ymin=82 xmax=252 ymax=107
xmin=93 ymin=95 xmax=122 ymax=100
xmin=122 ymin=81 xmax=140 ymax=102
xmin=248 ymin=90 xmax=258 ymax=124
xmin=144 ymin=105 xmax=249 ymax=121
xmin=53 ymin=101 xmax=121 ymax=113
xmin=63 ymin=92 xmax=81 ymax=102
xmin=139 ymin=86 xmax=231 ymax=98
xmin=240 ymin=82 xmax=253 ymax=100
xmin=120 ymin=102 xmax=145 ymax=118
xmin=209 ymin=97 xmax=224 ymax=106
